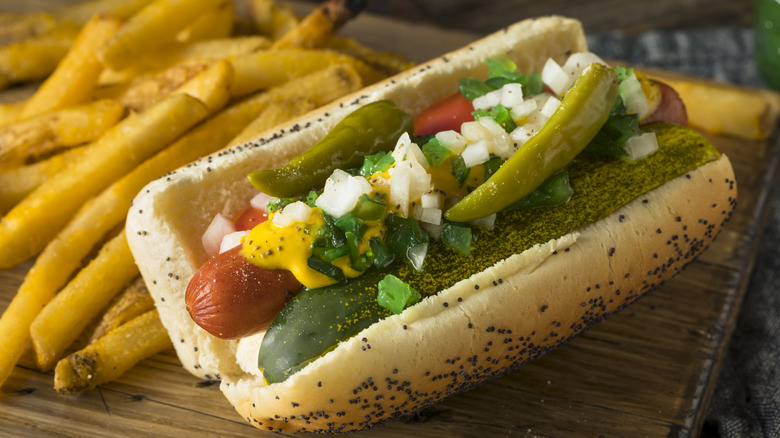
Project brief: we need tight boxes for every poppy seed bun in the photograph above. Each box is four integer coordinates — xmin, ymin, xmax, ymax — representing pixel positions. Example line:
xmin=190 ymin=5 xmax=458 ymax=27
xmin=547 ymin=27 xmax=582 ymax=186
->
xmin=125 ymin=16 xmax=736 ymax=433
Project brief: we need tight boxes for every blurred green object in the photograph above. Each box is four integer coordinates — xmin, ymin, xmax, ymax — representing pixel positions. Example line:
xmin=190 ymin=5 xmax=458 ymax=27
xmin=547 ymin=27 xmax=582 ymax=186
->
xmin=755 ymin=0 xmax=780 ymax=89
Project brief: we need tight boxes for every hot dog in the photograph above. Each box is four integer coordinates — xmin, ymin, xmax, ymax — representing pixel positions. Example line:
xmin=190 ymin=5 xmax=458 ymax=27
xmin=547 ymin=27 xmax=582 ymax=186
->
xmin=126 ymin=16 xmax=736 ymax=433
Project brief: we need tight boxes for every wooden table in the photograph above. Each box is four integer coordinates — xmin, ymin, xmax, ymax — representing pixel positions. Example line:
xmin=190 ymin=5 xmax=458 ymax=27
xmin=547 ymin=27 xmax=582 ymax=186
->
xmin=1 ymin=1 xmax=777 ymax=437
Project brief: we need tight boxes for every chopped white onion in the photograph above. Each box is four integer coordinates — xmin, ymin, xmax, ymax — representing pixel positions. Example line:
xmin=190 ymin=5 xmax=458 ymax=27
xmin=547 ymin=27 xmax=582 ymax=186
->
xmin=541 ymin=58 xmax=570 ymax=96
xmin=539 ymin=95 xmax=561 ymax=118
xmin=500 ymin=83 xmax=525 ymax=107
xmin=460 ymin=120 xmax=491 ymax=143
xmin=510 ymin=125 xmax=535 ymax=146
xmin=562 ymin=52 xmax=607 ymax=79
xmin=389 ymin=164 xmax=411 ymax=215
xmin=271 ymin=203 xmax=303 ymax=227
xmin=315 ymin=169 xmax=372 ymax=218
xmin=249 ymin=192 xmax=273 ymax=211
xmin=472 ymin=88 xmax=503 ymax=110
xmin=392 ymin=132 xmax=427 ymax=168
xmin=421 ymin=192 xmax=441 ymax=209
xmin=420 ymin=222 xmax=443 ymax=240
xmin=624 ymin=132 xmax=659 ymax=162
xmin=219 ymin=230 xmax=249 ymax=254
xmin=436 ymin=130 xmax=467 ymax=154
xmin=407 ymin=243 xmax=428 ymax=272
xmin=470 ymin=213 xmax=496 ymax=230
xmin=283 ymin=201 xmax=312 ymax=222
xmin=510 ymin=98 xmax=538 ymax=120
xmin=388 ymin=160 xmax=431 ymax=217
xmin=461 ymin=141 xmax=490 ymax=167
xmin=478 ymin=117 xmax=513 ymax=159
xmin=419 ymin=207 xmax=442 ymax=225
xmin=619 ymin=73 xmax=651 ymax=119
xmin=202 ymin=213 xmax=236 ymax=258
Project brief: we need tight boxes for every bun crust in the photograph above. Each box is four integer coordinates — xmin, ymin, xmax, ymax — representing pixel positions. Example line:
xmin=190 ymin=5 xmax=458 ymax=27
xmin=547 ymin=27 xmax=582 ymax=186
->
xmin=125 ymin=16 xmax=736 ymax=433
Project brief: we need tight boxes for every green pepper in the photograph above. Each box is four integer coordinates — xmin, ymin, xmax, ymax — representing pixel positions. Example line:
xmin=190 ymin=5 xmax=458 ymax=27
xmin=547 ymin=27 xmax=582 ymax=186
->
xmin=444 ymin=64 xmax=620 ymax=222
xmin=247 ymin=100 xmax=414 ymax=197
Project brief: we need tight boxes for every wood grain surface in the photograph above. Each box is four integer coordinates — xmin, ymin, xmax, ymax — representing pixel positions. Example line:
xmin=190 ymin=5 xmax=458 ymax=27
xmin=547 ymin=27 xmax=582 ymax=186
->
xmin=0 ymin=1 xmax=777 ymax=437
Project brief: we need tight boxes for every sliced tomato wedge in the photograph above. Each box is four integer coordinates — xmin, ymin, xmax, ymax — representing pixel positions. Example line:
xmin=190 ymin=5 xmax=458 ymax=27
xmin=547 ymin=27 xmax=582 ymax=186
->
xmin=234 ymin=207 xmax=268 ymax=231
xmin=413 ymin=92 xmax=474 ymax=136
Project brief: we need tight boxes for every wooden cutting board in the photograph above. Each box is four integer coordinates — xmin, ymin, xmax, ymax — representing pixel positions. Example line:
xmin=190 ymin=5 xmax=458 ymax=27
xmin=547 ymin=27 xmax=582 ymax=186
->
xmin=2 ymin=4 xmax=780 ymax=437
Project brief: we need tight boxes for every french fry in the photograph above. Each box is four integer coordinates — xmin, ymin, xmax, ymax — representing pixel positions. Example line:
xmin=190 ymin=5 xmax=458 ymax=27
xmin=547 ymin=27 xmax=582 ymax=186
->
xmin=30 ymin=231 xmax=138 ymax=371
xmin=0 ymin=11 xmax=57 ymax=46
xmin=98 ymin=0 xmax=225 ymax=71
xmin=0 ymin=23 xmax=80 ymax=88
xmin=230 ymin=48 xmax=384 ymax=97
xmin=0 ymin=92 xmax=208 ymax=270
xmin=0 ymin=146 xmax=87 ymax=215
xmin=110 ymin=63 xmax=208 ymax=112
xmin=175 ymin=0 xmax=235 ymax=43
xmin=53 ymin=309 xmax=171 ymax=395
xmin=0 ymin=93 xmax=208 ymax=386
xmin=54 ymin=0 xmax=156 ymax=26
xmin=0 ymin=101 xmax=25 ymax=129
xmin=248 ymin=0 xmax=300 ymax=41
xmin=172 ymin=59 xmax=234 ymax=114
xmin=107 ymin=57 xmax=232 ymax=117
xmin=88 ymin=276 xmax=155 ymax=342
xmin=97 ymin=36 xmax=270 ymax=87
xmin=228 ymin=97 xmax=317 ymax=146
xmin=172 ymin=35 xmax=272 ymax=61
xmin=21 ymin=14 xmax=122 ymax=120
xmin=0 ymin=99 xmax=126 ymax=165
xmin=271 ymin=0 xmax=364 ymax=50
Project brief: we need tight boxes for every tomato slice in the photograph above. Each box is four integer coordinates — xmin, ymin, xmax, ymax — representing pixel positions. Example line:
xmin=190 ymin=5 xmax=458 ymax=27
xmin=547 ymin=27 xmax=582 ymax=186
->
xmin=413 ymin=92 xmax=474 ymax=136
xmin=234 ymin=207 xmax=268 ymax=231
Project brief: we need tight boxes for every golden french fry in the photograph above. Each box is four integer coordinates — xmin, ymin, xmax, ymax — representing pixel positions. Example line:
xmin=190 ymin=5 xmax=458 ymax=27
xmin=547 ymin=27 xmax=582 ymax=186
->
xmin=172 ymin=59 xmax=234 ymax=114
xmin=0 ymin=11 xmax=57 ymax=45
xmin=98 ymin=36 xmax=269 ymax=87
xmin=98 ymin=0 xmax=225 ymax=71
xmin=0 ymin=93 xmax=207 ymax=386
xmin=112 ymin=57 xmax=232 ymax=115
xmin=0 ymin=101 xmax=25 ymax=129
xmin=175 ymin=0 xmax=235 ymax=43
xmin=0 ymin=146 xmax=87 ymax=215
xmin=30 ymin=232 xmax=138 ymax=371
xmin=327 ymin=36 xmax=415 ymax=76
xmin=0 ymin=99 xmax=126 ymax=165
xmin=0 ymin=92 xmax=208 ymax=270
xmin=112 ymin=63 xmax=208 ymax=112
xmin=21 ymin=14 xmax=122 ymax=120
xmin=228 ymin=97 xmax=317 ymax=146
xmin=230 ymin=48 xmax=383 ymax=97
xmin=53 ymin=309 xmax=171 ymax=395
xmin=248 ymin=0 xmax=300 ymax=40
xmin=54 ymin=0 xmax=156 ymax=25
xmin=173 ymin=35 xmax=272 ymax=60
xmin=0 ymin=23 xmax=80 ymax=87
xmin=88 ymin=277 xmax=155 ymax=342
xmin=271 ymin=0 xmax=363 ymax=50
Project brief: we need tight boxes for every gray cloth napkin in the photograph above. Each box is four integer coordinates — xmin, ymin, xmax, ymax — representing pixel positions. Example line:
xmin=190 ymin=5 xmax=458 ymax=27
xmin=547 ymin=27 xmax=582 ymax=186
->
xmin=588 ymin=27 xmax=779 ymax=438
